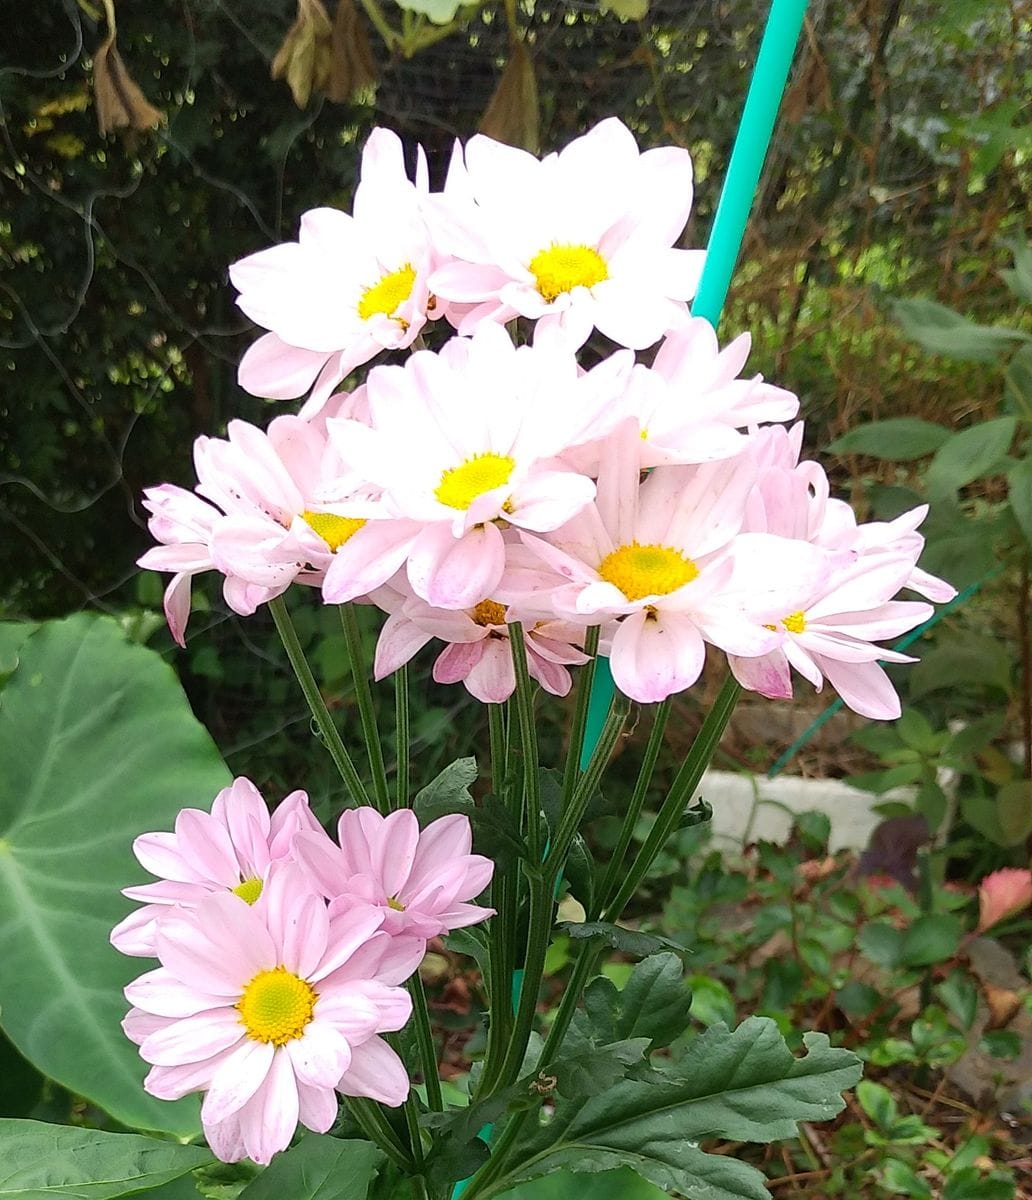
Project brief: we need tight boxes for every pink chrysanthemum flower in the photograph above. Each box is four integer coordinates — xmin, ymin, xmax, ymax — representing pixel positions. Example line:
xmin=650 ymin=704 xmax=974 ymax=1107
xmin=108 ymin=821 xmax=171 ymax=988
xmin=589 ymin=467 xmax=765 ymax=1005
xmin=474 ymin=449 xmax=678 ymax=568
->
xmin=111 ymin=777 xmax=320 ymax=957
xmin=294 ymin=809 xmax=494 ymax=938
xmin=428 ymin=117 xmax=705 ymax=350
xmin=369 ymin=579 xmax=589 ymax=703
xmin=511 ymin=432 xmax=835 ymax=703
xmin=323 ymin=323 xmax=631 ymax=610
xmin=230 ymin=128 xmax=444 ymax=411
xmin=122 ymin=868 xmax=420 ymax=1165
xmin=139 ymin=413 xmax=384 ymax=644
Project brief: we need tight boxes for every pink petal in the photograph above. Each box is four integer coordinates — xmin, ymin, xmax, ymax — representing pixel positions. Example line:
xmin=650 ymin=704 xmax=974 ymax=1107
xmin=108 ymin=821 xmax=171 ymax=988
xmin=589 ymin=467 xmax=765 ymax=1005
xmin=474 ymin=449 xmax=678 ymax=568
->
xmin=157 ymin=895 xmax=276 ymax=994
xmin=237 ymin=1049 xmax=300 ymax=1165
xmin=238 ymin=333 xmax=329 ymax=401
xmin=140 ymin=1008 xmax=246 ymax=1067
xmin=610 ymin=609 xmax=706 ymax=703
xmin=125 ymin=967 xmax=230 ymax=1018
xmin=297 ymin=1080 xmax=339 ymax=1133
xmin=174 ymin=809 xmax=242 ymax=888
xmin=336 ymin=1035 xmax=410 ymax=1107
xmin=408 ymin=522 xmax=506 ymax=610
xmin=201 ymin=1039 xmax=276 ymax=1124
xmin=818 ymin=656 xmax=901 ymax=720
xmin=286 ymin=1022 xmax=352 ymax=1088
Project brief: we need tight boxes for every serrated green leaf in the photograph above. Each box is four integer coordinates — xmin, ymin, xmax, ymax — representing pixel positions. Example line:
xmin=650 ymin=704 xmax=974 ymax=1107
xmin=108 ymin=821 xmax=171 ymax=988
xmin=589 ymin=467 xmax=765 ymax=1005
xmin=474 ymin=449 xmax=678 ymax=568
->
xmin=615 ymin=953 xmax=695 ymax=1048
xmin=413 ymin=757 xmax=477 ymax=823
xmin=551 ymin=1037 xmax=650 ymax=1098
xmin=937 ymin=971 xmax=979 ymax=1031
xmin=925 ymin=418 xmax=1017 ymax=498
xmin=0 ymin=615 xmax=231 ymax=1135
xmin=880 ymin=1158 xmax=933 ymax=1198
xmin=492 ymin=1019 xmax=862 ymax=1200
xmin=827 ymin=418 xmax=951 ymax=461
xmin=235 ymin=1135 xmax=382 ymax=1200
xmin=556 ymin=921 xmax=682 ymax=958
xmin=0 ymin=1120 xmax=213 ymax=1199
xmin=892 ymin=298 xmax=1030 ymax=362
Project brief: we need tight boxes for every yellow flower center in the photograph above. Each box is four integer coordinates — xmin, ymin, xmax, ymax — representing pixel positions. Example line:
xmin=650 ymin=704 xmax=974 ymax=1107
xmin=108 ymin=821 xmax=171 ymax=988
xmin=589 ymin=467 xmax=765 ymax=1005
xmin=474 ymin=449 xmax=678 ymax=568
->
xmin=302 ymin=510 xmax=367 ymax=551
xmin=472 ymin=599 xmax=507 ymax=627
xmin=529 ymin=243 xmax=609 ymax=303
xmin=435 ymin=453 xmax=516 ymax=511
xmin=231 ymin=877 xmax=263 ymax=905
xmin=237 ymin=966 xmax=316 ymax=1046
xmin=782 ymin=611 xmax=806 ymax=634
xmin=358 ymin=264 xmax=417 ymax=322
xmin=598 ymin=542 xmax=699 ymax=603
xmin=387 ymin=896 xmax=406 ymax=912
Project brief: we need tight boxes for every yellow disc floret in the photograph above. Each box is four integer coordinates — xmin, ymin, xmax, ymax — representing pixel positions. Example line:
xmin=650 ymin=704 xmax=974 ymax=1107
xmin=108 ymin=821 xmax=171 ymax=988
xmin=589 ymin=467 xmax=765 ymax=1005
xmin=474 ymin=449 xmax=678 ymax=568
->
xmin=232 ymin=877 xmax=264 ymax=905
xmin=529 ymin=243 xmax=609 ymax=303
xmin=387 ymin=896 xmax=406 ymax=912
xmin=472 ymin=599 xmax=507 ymax=627
xmin=302 ymin=510 xmax=367 ymax=551
xmin=598 ymin=542 xmax=699 ymax=603
xmin=358 ymin=264 xmax=417 ymax=322
xmin=782 ymin=611 xmax=806 ymax=634
xmin=237 ymin=966 xmax=316 ymax=1046
xmin=435 ymin=453 xmax=516 ymax=511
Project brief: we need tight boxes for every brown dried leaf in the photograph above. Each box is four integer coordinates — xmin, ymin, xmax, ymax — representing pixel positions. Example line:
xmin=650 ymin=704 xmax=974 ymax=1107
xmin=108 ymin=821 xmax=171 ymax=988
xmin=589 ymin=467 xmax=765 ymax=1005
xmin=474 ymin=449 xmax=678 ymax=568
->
xmin=327 ymin=0 xmax=378 ymax=102
xmin=981 ymin=980 xmax=1023 ymax=1030
xmin=93 ymin=34 xmax=164 ymax=135
xmin=479 ymin=38 xmax=539 ymax=154
xmin=271 ymin=0 xmax=334 ymax=109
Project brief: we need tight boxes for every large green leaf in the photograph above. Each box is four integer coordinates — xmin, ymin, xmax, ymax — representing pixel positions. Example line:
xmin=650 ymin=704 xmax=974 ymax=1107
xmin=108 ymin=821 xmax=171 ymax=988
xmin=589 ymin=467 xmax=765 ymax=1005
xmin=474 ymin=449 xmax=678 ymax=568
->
xmin=234 ymin=1135 xmax=383 ymax=1200
xmin=490 ymin=1018 xmax=862 ymax=1200
xmin=582 ymin=953 xmax=694 ymax=1050
xmin=924 ymin=417 xmax=1016 ymax=499
xmin=0 ymin=615 xmax=231 ymax=1135
xmin=0 ymin=1119 xmax=213 ymax=1199
xmin=891 ymin=298 xmax=1030 ymax=362
xmin=827 ymin=418 xmax=951 ymax=461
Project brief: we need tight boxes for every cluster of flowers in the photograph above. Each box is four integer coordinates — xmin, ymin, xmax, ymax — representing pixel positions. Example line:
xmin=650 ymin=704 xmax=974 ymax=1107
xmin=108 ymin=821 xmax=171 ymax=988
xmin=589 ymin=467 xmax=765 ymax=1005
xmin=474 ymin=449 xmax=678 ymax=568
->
xmin=140 ymin=118 xmax=954 ymax=718
xmin=112 ymin=778 xmax=492 ymax=1164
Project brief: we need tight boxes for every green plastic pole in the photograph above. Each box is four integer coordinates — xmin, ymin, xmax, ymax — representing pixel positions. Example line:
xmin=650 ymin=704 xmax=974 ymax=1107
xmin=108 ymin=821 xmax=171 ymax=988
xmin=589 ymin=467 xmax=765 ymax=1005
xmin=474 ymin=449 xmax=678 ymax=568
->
xmin=454 ymin=7 xmax=808 ymax=1196
xmin=580 ymin=0 xmax=809 ymax=768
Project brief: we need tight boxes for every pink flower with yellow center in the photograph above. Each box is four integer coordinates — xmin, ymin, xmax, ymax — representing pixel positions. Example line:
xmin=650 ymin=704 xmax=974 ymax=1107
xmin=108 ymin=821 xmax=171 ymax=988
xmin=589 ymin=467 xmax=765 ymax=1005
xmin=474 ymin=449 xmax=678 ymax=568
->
xmin=323 ymin=323 xmax=631 ymax=610
xmin=294 ymin=809 xmax=494 ymax=938
xmin=230 ymin=128 xmax=444 ymax=412
xmin=139 ymin=413 xmax=387 ymax=643
xmin=121 ymin=868 xmax=420 ymax=1165
xmin=511 ymin=434 xmax=836 ymax=704
xmin=111 ymin=777 xmax=320 ymax=957
xmin=368 ymin=579 xmax=589 ymax=703
xmin=427 ymin=117 xmax=705 ymax=350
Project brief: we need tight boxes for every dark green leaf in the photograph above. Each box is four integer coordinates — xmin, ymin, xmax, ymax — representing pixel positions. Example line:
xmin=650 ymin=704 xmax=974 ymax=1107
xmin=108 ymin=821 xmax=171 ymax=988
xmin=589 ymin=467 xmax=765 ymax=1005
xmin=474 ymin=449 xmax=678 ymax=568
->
xmin=581 ymin=954 xmax=695 ymax=1051
xmin=996 ymin=780 xmax=1032 ymax=844
xmin=942 ymin=1166 xmax=1015 ymax=1200
xmin=999 ymin=235 xmax=1032 ymax=302
xmin=925 ymin=418 xmax=1017 ymax=498
xmin=1004 ymin=344 xmax=1032 ymax=416
xmin=469 ymin=794 xmax=526 ymax=866
xmin=835 ymin=981 xmax=881 ymax=1019
xmin=687 ymin=975 xmax=736 ymax=1027
xmin=0 ymin=1120 xmax=213 ymax=1199
xmin=909 ymin=635 xmax=1013 ymax=699
xmin=827 ymin=418 xmax=951 ymax=461
xmin=562 ymin=836 xmax=595 ymax=914
xmin=900 ymin=914 xmax=962 ymax=967
xmin=556 ymin=922 xmax=682 ymax=958
xmin=856 ymin=1080 xmax=897 ymax=1130
xmin=0 ymin=615 xmax=232 ymax=1135
xmin=892 ymin=298 xmax=1030 ymax=362
xmin=858 ymin=922 xmax=905 ymax=968
xmin=937 ymin=971 xmax=978 ymax=1030
xmin=500 ymin=1168 xmax=668 ymax=1200
xmin=494 ymin=1019 xmax=862 ymax=1200
xmin=235 ymin=1136 xmax=382 ymax=1200
xmin=1007 ymin=457 xmax=1032 ymax=548
xmin=949 ymin=714 xmax=1005 ymax=756
xmin=880 ymin=1159 xmax=933 ymax=1198
xmin=413 ymin=758 xmax=477 ymax=823
xmin=978 ymin=1029 xmax=1021 ymax=1060
xmin=551 ymin=1037 xmax=650 ymax=1099
xmin=0 ymin=1030 xmax=44 ymax=1119
xmin=0 ymin=622 xmax=38 ymax=688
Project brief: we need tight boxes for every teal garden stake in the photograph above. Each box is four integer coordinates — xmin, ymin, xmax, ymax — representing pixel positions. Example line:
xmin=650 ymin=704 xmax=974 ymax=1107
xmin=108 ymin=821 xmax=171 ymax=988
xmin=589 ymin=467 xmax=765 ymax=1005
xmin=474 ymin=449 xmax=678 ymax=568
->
xmin=455 ymin=2 xmax=810 ymax=1195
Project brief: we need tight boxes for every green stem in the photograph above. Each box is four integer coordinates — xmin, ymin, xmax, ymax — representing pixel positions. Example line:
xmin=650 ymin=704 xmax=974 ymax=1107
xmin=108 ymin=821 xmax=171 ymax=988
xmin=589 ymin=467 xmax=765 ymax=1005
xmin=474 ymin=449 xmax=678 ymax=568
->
xmin=483 ymin=704 xmax=514 ymax=1072
xmin=507 ymin=623 xmax=543 ymax=862
xmin=339 ymin=603 xmax=391 ymax=815
xmin=559 ymin=626 xmax=600 ymax=808
xmin=409 ymin=972 xmax=444 ymax=1112
xmin=481 ymin=868 xmax=552 ymax=1098
xmin=346 ymin=1096 xmax=412 ymax=1171
xmin=604 ymin=675 xmax=740 ymax=921
xmin=593 ymin=699 xmax=671 ymax=918
xmin=395 ymin=663 xmax=410 ymax=811
xmin=543 ymin=691 xmax=628 ymax=883
xmin=268 ymin=596 xmax=370 ymax=807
